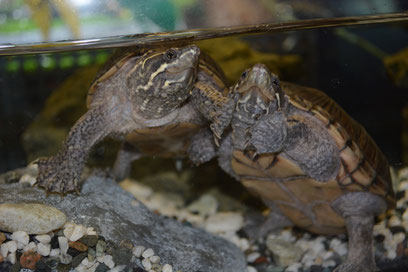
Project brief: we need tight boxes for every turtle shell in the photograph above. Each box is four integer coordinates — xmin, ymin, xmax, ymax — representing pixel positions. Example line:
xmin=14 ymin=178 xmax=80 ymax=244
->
xmin=86 ymin=47 xmax=144 ymax=108
xmin=231 ymin=81 xmax=396 ymax=235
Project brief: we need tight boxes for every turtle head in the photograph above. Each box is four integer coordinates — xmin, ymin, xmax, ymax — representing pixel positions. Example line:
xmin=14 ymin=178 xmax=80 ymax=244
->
xmin=127 ymin=45 xmax=200 ymax=118
xmin=234 ymin=64 xmax=285 ymax=117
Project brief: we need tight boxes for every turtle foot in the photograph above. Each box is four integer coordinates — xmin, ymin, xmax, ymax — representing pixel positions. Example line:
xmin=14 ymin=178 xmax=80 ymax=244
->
xmin=35 ymin=155 xmax=81 ymax=195
xmin=334 ymin=262 xmax=379 ymax=272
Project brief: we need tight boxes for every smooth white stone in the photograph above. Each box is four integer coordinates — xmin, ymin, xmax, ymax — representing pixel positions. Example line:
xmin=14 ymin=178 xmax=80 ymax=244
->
xmin=285 ymin=262 xmax=302 ymax=272
xmin=7 ymin=251 xmax=16 ymax=264
xmin=204 ymin=212 xmax=244 ymax=234
xmin=16 ymin=242 xmax=24 ymax=250
xmin=247 ymin=266 xmax=257 ymax=272
xmin=63 ymin=223 xmax=75 ymax=240
xmin=266 ymin=238 xmax=303 ymax=266
xmin=132 ymin=246 xmax=145 ymax=258
xmin=149 ymin=255 xmax=160 ymax=264
xmin=19 ymin=174 xmax=37 ymax=186
xmin=58 ymin=236 xmax=69 ymax=254
xmin=11 ymin=231 xmax=29 ymax=245
xmin=0 ymin=243 xmax=8 ymax=257
xmin=4 ymin=241 xmax=17 ymax=253
xmin=69 ymin=225 xmax=86 ymax=242
xmin=388 ymin=215 xmax=402 ymax=227
xmin=0 ymin=203 xmax=66 ymax=234
xmin=37 ymin=242 xmax=51 ymax=256
xmin=35 ymin=234 xmax=51 ymax=244
xmin=187 ymin=194 xmax=218 ymax=217
xmin=50 ymin=248 xmax=60 ymax=257
xmin=162 ymin=264 xmax=173 ymax=272
xmin=142 ymin=258 xmax=152 ymax=270
xmin=59 ymin=253 xmax=73 ymax=264
xmin=23 ymin=242 xmax=37 ymax=252
xmin=142 ymin=248 xmax=154 ymax=258
xmin=246 ymin=252 xmax=261 ymax=263
xmin=104 ymin=254 xmax=115 ymax=269
xmin=322 ymin=259 xmax=337 ymax=268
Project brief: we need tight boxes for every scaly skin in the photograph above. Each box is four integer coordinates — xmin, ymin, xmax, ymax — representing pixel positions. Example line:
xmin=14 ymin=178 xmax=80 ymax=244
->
xmin=36 ymin=46 xmax=200 ymax=194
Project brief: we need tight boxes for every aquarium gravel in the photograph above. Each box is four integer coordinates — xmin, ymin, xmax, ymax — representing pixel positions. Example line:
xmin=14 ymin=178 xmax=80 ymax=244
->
xmin=0 ymin=167 xmax=407 ymax=271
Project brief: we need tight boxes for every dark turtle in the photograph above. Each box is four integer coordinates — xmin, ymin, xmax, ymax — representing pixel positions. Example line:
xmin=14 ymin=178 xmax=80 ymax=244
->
xmin=36 ymin=45 xmax=229 ymax=194
xmin=191 ymin=64 xmax=396 ymax=272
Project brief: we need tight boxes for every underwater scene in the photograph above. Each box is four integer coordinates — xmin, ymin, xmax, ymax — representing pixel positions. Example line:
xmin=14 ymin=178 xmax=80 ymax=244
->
xmin=1 ymin=1 xmax=408 ymax=272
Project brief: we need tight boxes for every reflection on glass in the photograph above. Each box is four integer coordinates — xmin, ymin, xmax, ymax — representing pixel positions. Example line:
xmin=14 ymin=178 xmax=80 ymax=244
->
xmin=0 ymin=0 xmax=405 ymax=44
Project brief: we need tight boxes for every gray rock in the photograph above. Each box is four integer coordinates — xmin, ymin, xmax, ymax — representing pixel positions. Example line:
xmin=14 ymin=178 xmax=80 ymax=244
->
xmin=0 ymin=203 xmax=67 ymax=234
xmin=0 ymin=175 xmax=247 ymax=272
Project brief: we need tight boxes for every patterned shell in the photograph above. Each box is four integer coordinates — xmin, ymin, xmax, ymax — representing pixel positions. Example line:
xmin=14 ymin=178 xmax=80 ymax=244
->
xmin=86 ymin=47 xmax=143 ymax=108
xmin=231 ymin=81 xmax=396 ymax=235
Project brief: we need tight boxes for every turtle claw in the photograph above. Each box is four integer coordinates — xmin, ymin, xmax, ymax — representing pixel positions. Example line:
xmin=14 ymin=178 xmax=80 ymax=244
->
xmin=36 ymin=155 xmax=81 ymax=195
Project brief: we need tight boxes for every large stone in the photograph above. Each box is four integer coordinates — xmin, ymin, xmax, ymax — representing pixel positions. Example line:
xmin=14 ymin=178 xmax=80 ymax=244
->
xmin=0 ymin=175 xmax=246 ymax=272
xmin=0 ymin=203 xmax=66 ymax=234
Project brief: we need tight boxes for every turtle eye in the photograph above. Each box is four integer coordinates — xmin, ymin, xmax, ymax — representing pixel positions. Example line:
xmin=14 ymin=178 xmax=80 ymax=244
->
xmin=272 ymin=77 xmax=280 ymax=86
xmin=164 ymin=49 xmax=177 ymax=60
xmin=240 ymin=70 xmax=247 ymax=80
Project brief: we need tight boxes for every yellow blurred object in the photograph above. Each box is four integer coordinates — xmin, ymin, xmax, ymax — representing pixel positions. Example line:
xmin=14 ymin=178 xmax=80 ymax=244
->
xmin=25 ymin=0 xmax=80 ymax=41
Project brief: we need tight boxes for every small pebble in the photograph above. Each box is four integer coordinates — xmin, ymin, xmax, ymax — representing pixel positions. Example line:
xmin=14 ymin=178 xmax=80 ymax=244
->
xmin=69 ymin=241 xmax=88 ymax=252
xmin=49 ymin=248 xmax=60 ymax=258
xmin=142 ymin=258 xmax=152 ymax=270
xmin=132 ymin=246 xmax=145 ymax=258
xmin=35 ymin=234 xmax=51 ymax=244
xmin=7 ymin=251 xmax=16 ymax=264
xmin=96 ymin=240 xmax=107 ymax=257
xmin=72 ymin=252 xmax=87 ymax=268
xmin=205 ymin=212 xmax=244 ymax=233
xmin=70 ymin=225 xmax=87 ymax=242
xmin=95 ymin=263 xmax=110 ymax=272
xmin=80 ymin=235 xmax=98 ymax=247
xmin=58 ymin=237 xmax=69 ymax=254
xmin=150 ymin=255 xmax=160 ymax=263
xmin=20 ymin=250 xmax=41 ymax=269
xmin=142 ymin=248 xmax=154 ymax=258
xmin=246 ymin=252 xmax=261 ymax=263
xmin=187 ymin=194 xmax=218 ymax=217
xmin=103 ymin=254 xmax=114 ymax=269
xmin=10 ymin=231 xmax=29 ymax=245
xmin=4 ymin=241 xmax=17 ymax=253
xmin=23 ymin=242 xmax=37 ymax=252
xmin=37 ymin=243 xmax=51 ymax=256
xmin=0 ymin=232 xmax=5 ymax=245
xmin=59 ymin=253 xmax=73 ymax=265
xmin=19 ymin=174 xmax=36 ymax=186
xmin=162 ymin=264 xmax=172 ymax=272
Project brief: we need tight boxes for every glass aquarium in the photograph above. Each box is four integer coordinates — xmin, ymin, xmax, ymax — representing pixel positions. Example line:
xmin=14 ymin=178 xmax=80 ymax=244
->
xmin=1 ymin=1 xmax=408 ymax=272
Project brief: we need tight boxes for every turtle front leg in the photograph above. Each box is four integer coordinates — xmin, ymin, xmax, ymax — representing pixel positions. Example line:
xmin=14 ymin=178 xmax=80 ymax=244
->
xmin=188 ymin=128 xmax=217 ymax=165
xmin=36 ymin=106 xmax=119 ymax=194
xmin=331 ymin=192 xmax=387 ymax=272
xmin=190 ymin=84 xmax=236 ymax=142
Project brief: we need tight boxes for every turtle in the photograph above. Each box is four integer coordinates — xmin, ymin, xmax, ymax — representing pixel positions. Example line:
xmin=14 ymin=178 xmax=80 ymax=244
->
xmin=190 ymin=63 xmax=396 ymax=272
xmin=36 ymin=45 xmax=229 ymax=194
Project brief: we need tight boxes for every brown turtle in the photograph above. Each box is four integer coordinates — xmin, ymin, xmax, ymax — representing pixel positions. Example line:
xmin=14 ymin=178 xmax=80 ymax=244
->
xmin=191 ymin=64 xmax=396 ymax=272
xmin=36 ymin=45 xmax=229 ymax=194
